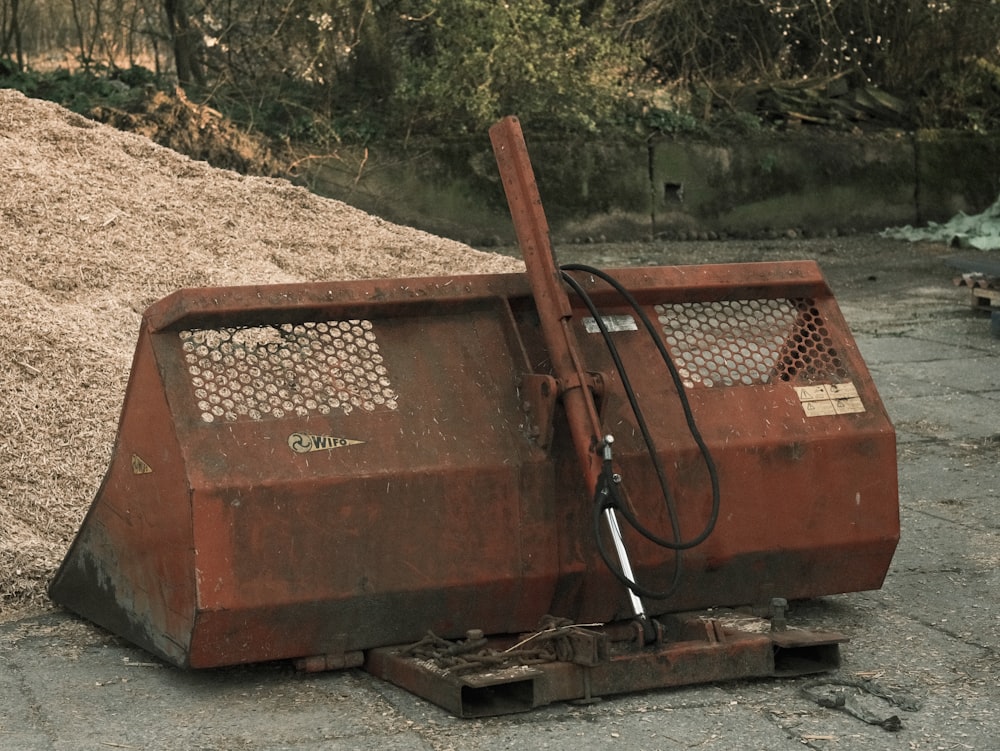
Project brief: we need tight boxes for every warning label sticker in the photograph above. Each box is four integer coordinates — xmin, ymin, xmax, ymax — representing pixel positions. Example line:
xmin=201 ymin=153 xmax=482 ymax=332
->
xmin=795 ymin=382 xmax=866 ymax=417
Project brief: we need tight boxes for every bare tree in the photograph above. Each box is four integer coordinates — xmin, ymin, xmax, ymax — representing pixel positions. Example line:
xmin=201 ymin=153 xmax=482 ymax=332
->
xmin=0 ymin=0 xmax=25 ymax=69
xmin=162 ymin=0 xmax=203 ymax=84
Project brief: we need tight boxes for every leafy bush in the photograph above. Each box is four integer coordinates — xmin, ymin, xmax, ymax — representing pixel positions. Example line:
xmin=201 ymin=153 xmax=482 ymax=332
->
xmin=0 ymin=66 xmax=165 ymax=114
xmin=388 ymin=0 xmax=636 ymax=135
xmin=4 ymin=0 xmax=999 ymax=141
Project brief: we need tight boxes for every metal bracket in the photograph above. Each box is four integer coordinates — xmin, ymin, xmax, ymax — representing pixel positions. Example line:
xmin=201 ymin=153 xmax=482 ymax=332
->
xmin=519 ymin=372 xmax=605 ymax=449
xmin=364 ymin=613 xmax=848 ymax=718
xmin=519 ymin=374 xmax=559 ymax=448
xmin=563 ymin=371 xmax=605 ymax=406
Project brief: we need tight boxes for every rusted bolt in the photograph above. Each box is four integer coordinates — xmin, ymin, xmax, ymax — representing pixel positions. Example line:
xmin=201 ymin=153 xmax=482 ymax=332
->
xmin=770 ymin=597 xmax=788 ymax=632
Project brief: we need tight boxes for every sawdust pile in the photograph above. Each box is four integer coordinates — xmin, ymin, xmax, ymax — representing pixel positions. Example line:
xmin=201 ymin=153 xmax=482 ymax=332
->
xmin=0 ymin=89 xmax=522 ymax=617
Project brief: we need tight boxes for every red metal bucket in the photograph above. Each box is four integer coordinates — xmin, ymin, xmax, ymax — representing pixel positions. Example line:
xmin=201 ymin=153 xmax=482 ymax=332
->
xmin=49 ymin=260 xmax=898 ymax=669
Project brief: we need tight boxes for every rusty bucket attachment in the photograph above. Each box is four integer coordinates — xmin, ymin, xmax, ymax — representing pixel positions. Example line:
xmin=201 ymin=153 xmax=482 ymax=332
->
xmin=50 ymin=117 xmax=898 ymax=713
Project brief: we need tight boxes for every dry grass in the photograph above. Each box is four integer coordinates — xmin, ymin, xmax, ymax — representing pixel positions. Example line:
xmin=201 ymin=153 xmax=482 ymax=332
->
xmin=0 ymin=89 xmax=522 ymax=618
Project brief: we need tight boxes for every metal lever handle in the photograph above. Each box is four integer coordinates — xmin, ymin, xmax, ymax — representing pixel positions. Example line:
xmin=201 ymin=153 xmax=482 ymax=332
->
xmin=489 ymin=115 xmax=605 ymax=495
xmin=599 ymin=436 xmax=649 ymax=625
xmin=490 ymin=116 xmax=648 ymax=626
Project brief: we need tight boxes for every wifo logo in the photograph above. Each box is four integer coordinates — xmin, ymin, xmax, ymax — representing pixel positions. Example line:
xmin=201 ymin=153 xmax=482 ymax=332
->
xmin=287 ymin=432 xmax=366 ymax=453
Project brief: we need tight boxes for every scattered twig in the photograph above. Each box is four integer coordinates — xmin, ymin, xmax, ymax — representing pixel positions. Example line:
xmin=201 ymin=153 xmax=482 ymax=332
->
xmin=14 ymin=360 xmax=40 ymax=376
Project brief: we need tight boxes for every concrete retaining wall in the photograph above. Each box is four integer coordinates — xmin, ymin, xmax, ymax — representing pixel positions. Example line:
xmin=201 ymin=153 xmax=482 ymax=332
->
xmin=304 ymin=130 xmax=1000 ymax=245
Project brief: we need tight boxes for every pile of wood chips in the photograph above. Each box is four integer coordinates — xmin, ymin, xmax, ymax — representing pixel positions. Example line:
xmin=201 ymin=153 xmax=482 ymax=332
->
xmin=0 ymin=89 xmax=522 ymax=617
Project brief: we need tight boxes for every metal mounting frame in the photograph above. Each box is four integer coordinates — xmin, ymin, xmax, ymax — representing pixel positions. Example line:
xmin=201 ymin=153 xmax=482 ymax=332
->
xmin=366 ymin=612 xmax=847 ymax=718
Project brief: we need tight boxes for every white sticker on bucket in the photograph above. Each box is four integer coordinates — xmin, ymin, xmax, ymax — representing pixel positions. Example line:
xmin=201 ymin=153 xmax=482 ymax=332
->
xmin=582 ymin=315 xmax=638 ymax=334
xmin=795 ymin=382 xmax=865 ymax=417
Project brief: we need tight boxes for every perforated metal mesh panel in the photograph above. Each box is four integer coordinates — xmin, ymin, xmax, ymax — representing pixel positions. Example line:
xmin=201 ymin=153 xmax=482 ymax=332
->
xmin=179 ymin=320 xmax=398 ymax=422
xmin=655 ymin=298 xmax=848 ymax=388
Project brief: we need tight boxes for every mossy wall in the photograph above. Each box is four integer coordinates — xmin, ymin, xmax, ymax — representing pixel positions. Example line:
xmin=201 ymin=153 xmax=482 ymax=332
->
xmin=305 ymin=131 xmax=1000 ymax=245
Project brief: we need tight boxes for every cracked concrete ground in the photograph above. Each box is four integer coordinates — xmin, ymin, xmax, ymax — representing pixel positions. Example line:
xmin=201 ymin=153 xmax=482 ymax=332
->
xmin=2 ymin=236 xmax=997 ymax=750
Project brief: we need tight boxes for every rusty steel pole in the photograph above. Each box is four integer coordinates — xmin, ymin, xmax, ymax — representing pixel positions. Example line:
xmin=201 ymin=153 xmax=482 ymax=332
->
xmin=490 ymin=116 xmax=649 ymax=624
xmin=489 ymin=116 xmax=605 ymax=495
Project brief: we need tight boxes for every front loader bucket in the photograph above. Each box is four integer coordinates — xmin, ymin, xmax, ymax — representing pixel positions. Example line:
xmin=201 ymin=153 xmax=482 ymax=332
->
xmin=50 ymin=263 xmax=898 ymax=670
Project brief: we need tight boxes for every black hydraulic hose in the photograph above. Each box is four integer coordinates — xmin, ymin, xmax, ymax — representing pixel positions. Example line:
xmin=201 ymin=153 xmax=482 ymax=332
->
xmin=560 ymin=271 xmax=684 ymax=539
xmin=563 ymin=270 xmax=683 ymax=598
xmin=561 ymin=264 xmax=720 ymax=550
xmin=560 ymin=264 xmax=722 ymax=599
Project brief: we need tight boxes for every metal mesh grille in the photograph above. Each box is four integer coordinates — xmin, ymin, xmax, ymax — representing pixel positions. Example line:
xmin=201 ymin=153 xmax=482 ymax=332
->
xmin=655 ymin=298 xmax=847 ymax=388
xmin=179 ymin=320 xmax=398 ymax=423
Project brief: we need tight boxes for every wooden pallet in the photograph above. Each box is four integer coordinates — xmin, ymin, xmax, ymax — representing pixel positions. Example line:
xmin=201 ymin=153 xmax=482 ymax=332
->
xmin=948 ymin=256 xmax=1000 ymax=312
xmin=947 ymin=257 xmax=1000 ymax=337
xmin=955 ymin=272 xmax=1000 ymax=311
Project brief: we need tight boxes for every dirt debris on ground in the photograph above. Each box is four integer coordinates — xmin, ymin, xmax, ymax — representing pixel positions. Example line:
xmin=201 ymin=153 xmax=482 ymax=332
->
xmin=0 ymin=88 xmax=522 ymax=616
